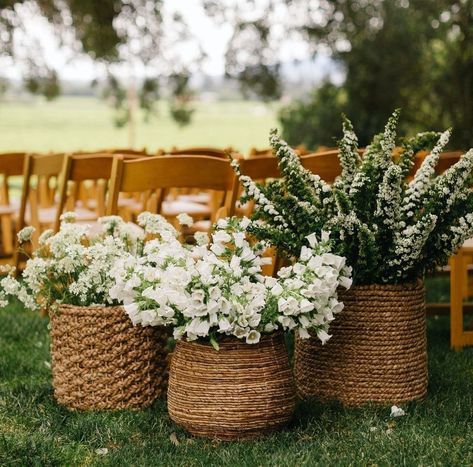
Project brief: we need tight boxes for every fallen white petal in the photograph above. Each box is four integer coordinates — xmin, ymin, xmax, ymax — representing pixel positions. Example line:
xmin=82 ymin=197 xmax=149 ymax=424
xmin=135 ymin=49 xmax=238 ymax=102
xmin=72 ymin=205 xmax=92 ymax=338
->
xmin=390 ymin=405 xmax=406 ymax=418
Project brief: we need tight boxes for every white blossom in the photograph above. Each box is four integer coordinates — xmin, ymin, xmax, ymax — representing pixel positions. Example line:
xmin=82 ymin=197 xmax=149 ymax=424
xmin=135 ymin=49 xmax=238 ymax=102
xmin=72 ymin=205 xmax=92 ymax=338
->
xmin=177 ymin=213 xmax=194 ymax=226
xmin=17 ymin=226 xmax=35 ymax=244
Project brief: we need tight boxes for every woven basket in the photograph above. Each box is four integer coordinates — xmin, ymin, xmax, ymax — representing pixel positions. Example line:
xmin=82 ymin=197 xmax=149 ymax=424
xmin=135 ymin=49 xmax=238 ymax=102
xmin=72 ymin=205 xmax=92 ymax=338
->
xmin=295 ymin=282 xmax=427 ymax=406
xmin=50 ymin=304 xmax=169 ymax=411
xmin=168 ymin=333 xmax=296 ymax=440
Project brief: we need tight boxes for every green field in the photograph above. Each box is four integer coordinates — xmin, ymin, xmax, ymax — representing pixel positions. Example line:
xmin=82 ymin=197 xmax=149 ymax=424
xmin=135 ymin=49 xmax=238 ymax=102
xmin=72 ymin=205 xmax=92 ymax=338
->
xmin=1 ymin=304 xmax=472 ymax=466
xmin=0 ymin=97 xmax=279 ymax=155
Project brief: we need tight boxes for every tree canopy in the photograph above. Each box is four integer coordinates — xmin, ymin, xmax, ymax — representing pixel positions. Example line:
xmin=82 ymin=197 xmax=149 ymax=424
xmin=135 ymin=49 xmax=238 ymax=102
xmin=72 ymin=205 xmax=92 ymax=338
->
xmin=0 ymin=0 xmax=202 ymax=125
xmin=206 ymin=0 xmax=473 ymax=149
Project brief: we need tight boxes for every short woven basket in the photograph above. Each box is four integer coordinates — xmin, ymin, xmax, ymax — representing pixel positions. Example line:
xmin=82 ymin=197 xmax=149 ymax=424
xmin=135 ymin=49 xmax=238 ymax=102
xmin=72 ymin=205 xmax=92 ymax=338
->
xmin=295 ymin=282 xmax=427 ymax=406
xmin=50 ymin=304 xmax=169 ymax=411
xmin=168 ymin=333 xmax=296 ymax=440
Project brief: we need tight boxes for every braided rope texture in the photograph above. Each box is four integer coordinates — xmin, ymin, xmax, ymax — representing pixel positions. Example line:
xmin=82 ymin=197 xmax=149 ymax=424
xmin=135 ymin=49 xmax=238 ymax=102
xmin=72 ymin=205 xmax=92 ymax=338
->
xmin=168 ymin=333 xmax=296 ymax=440
xmin=295 ymin=282 xmax=427 ymax=406
xmin=50 ymin=305 xmax=169 ymax=411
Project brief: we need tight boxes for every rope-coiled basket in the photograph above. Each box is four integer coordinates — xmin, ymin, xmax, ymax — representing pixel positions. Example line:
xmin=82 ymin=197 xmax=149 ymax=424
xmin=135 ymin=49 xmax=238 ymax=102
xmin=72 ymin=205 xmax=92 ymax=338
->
xmin=168 ymin=333 xmax=296 ymax=440
xmin=50 ymin=304 xmax=169 ymax=411
xmin=295 ymin=282 xmax=427 ymax=406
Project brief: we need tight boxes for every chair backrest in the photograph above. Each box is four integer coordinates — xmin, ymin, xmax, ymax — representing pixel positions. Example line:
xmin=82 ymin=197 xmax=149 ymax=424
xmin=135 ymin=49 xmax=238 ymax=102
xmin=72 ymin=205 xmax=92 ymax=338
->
xmin=300 ymin=150 xmax=342 ymax=183
xmin=107 ymin=148 xmax=149 ymax=156
xmin=248 ymin=147 xmax=273 ymax=158
xmin=237 ymin=155 xmax=281 ymax=180
xmin=54 ymin=154 xmax=118 ymax=230
xmin=107 ymin=155 xmax=239 ymax=217
xmin=435 ymin=151 xmax=463 ymax=175
xmin=409 ymin=150 xmax=463 ymax=178
xmin=0 ymin=152 xmax=25 ymax=177
xmin=0 ymin=152 xmax=26 ymax=204
xmin=162 ymin=147 xmax=230 ymax=158
xmin=17 ymin=152 xmax=65 ymax=234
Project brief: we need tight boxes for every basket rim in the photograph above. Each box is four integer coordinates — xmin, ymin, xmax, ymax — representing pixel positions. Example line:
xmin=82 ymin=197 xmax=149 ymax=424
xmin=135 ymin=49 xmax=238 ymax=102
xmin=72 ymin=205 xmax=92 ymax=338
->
xmin=175 ymin=332 xmax=283 ymax=350
xmin=344 ymin=279 xmax=424 ymax=292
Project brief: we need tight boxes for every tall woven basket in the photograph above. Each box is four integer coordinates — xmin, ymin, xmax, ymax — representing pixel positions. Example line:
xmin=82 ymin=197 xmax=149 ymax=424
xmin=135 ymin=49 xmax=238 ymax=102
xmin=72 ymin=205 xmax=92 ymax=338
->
xmin=168 ymin=333 xmax=296 ymax=440
xmin=50 ymin=304 xmax=169 ymax=411
xmin=295 ymin=282 xmax=427 ymax=406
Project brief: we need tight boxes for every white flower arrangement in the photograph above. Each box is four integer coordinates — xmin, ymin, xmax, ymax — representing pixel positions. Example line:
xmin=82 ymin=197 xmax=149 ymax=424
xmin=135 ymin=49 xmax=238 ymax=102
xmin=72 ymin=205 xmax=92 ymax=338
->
xmin=110 ymin=215 xmax=352 ymax=347
xmin=0 ymin=213 xmax=145 ymax=312
xmin=231 ymin=111 xmax=473 ymax=284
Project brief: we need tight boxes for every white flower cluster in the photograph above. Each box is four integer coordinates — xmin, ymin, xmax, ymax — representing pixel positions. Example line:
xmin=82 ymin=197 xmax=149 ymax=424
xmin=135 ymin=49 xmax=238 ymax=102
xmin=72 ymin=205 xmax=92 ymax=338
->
xmin=379 ymin=109 xmax=400 ymax=165
xmin=111 ymin=216 xmax=352 ymax=346
xmin=17 ymin=226 xmax=35 ymax=244
xmin=231 ymin=158 xmax=289 ymax=229
xmin=388 ymin=213 xmax=438 ymax=281
xmin=0 ymin=214 xmax=145 ymax=311
xmin=269 ymin=129 xmax=332 ymax=202
xmin=402 ymin=129 xmax=451 ymax=217
xmin=374 ymin=164 xmax=403 ymax=229
xmin=338 ymin=116 xmax=361 ymax=186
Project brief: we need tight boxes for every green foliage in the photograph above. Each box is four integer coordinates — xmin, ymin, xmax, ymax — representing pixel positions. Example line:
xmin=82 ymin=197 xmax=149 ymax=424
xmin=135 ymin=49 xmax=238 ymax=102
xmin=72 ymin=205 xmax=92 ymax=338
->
xmin=279 ymin=82 xmax=346 ymax=149
xmin=234 ymin=111 xmax=473 ymax=285
xmin=139 ymin=78 xmax=160 ymax=122
xmin=1 ymin=303 xmax=472 ymax=465
xmin=168 ymin=73 xmax=195 ymax=128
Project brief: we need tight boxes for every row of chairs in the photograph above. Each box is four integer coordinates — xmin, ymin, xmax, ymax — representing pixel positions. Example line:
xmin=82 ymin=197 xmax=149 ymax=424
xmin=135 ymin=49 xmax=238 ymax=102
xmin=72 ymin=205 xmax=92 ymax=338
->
xmin=0 ymin=147 xmax=464 ymax=254
xmin=0 ymin=147 xmax=345 ymax=257
xmin=0 ymin=146 xmax=470 ymax=350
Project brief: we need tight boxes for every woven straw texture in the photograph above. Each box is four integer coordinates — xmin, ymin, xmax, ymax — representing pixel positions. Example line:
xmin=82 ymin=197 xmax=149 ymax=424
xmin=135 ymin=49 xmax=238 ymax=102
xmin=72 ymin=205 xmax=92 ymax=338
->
xmin=168 ymin=333 xmax=296 ymax=440
xmin=50 ymin=304 xmax=169 ymax=411
xmin=295 ymin=282 xmax=427 ymax=406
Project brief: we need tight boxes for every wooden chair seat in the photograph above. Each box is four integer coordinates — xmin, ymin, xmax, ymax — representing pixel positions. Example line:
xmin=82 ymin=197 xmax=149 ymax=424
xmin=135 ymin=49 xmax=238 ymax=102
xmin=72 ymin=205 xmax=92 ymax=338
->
xmin=161 ymin=200 xmax=210 ymax=218
xmin=23 ymin=206 xmax=97 ymax=226
xmin=188 ymin=219 xmax=212 ymax=233
xmin=176 ymin=193 xmax=211 ymax=204
xmin=81 ymin=196 xmax=141 ymax=211
xmin=0 ymin=204 xmax=18 ymax=216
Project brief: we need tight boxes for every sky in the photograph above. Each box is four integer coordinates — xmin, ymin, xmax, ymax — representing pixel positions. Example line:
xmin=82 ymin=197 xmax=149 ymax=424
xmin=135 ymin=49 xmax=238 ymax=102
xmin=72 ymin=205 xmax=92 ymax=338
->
xmin=3 ymin=0 xmax=237 ymax=81
xmin=2 ymin=0 xmax=339 ymax=85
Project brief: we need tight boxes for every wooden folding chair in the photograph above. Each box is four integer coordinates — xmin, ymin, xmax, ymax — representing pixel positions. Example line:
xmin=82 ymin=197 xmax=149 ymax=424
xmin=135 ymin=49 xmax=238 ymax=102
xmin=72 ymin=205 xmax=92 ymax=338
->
xmin=106 ymin=156 xmax=239 ymax=229
xmin=160 ymin=147 xmax=231 ymax=158
xmin=14 ymin=153 xmax=65 ymax=268
xmin=0 ymin=152 xmax=25 ymax=256
xmin=106 ymin=148 xmax=149 ymax=156
xmin=300 ymin=150 xmax=342 ymax=183
xmin=53 ymin=154 xmax=119 ymax=232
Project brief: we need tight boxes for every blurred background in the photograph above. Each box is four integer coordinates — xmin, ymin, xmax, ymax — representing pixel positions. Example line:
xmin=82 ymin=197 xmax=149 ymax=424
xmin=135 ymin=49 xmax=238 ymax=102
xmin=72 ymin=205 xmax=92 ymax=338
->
xmin=0 ymin=0 xmax=471 ymax=154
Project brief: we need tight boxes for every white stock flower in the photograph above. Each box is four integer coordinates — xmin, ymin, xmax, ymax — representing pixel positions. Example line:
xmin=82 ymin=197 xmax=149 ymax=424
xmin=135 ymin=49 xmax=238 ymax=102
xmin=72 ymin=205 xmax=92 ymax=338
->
xmin=107 ymin=216 xmax=349 ymax=349
xmin=246 ymin=330 xmax=261 ymax=344
xmin=316 ymin=329 xmax=332 ymax=345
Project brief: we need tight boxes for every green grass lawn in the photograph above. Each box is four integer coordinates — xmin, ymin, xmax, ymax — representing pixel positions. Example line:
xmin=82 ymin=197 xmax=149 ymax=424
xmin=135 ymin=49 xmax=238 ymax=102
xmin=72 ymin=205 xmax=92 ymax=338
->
xmin=0 ymin=97 xmax=279 ymax=155
xmin=1 ymin=301 xmax=472 ymax=466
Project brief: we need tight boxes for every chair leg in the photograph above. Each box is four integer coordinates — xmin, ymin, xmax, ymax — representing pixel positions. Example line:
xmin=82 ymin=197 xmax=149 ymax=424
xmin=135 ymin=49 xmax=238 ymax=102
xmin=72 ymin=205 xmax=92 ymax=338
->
xmin=0 ymin=214 xmax=13 ymax=256
xmin=450 ymin=251 xmax=465 ymax=351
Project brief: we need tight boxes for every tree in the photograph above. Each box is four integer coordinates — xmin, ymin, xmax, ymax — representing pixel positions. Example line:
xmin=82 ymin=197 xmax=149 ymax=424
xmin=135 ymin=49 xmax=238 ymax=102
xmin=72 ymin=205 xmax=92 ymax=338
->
xmin=206 ymin=0 xmax=473 ymax=148
xmin=279 ymin=82 xmax=346 ymax=149
xmin=0 ymin=0 xmax=202 ymax=129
